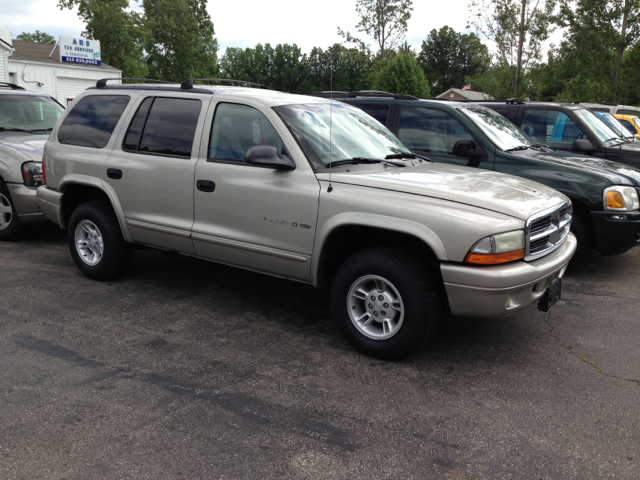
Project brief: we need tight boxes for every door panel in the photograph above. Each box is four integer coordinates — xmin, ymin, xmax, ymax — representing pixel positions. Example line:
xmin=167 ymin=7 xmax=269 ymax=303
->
xmin=192 ymin=102 xmax=320 ymax=281
xmin=103 ymin=94 xmax=208 ymax=253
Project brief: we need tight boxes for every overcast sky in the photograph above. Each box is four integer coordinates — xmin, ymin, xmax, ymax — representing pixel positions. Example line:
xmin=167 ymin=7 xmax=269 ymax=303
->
xmin=1 ymin=0 xmax=475 ymax=53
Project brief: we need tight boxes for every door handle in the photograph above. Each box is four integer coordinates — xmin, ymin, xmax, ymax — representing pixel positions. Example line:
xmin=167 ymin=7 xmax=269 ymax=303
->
xmin=196 ymin=180 xmax=216 ymax=192
xmin=107 ymin=168 xmax=122 ymax=180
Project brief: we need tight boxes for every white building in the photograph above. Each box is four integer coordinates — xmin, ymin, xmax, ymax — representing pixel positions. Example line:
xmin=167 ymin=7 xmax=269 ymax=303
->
xmin=0 ymin=27 xmax=121 ymax=105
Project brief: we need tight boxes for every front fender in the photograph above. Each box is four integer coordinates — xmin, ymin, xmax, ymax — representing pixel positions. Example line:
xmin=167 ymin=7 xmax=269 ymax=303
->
xmin=310 ymin=212 xmax=448 ymax=288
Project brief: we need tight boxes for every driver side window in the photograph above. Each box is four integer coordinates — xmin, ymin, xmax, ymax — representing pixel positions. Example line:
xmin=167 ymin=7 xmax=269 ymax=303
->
xmin=398 ymin=107 xmax=474 ymax=156
xmin=521 ymin=110 xmax=586 ymax=149
xmin=208 ymin=103 xmax=283 ymax=163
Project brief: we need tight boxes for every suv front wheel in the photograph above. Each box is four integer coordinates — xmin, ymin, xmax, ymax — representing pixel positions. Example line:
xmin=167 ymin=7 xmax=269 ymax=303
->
xmin=331 ymin=247 xmax=441 ymax=359
xmin=68 ymin=201 xmax=134 ymax=280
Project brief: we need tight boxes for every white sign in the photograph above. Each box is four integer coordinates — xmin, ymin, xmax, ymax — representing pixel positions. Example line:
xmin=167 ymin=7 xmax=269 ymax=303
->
xmin=59 ymin=36 xmax=101 ymax=66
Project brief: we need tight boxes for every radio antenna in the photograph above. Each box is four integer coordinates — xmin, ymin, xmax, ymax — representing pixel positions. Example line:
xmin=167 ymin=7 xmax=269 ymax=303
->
xmin=328 ymin=51 xmax=334 ymax=193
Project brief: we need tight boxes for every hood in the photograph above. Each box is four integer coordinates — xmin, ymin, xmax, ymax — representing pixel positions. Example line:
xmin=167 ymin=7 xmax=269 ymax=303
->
xmin=0 ymin=134 xmax=48 ymax=161
xmin=513 ymin=149 xmax=640 ymax=186
xmin=610 ymin=141 xmax=640 ymax=156
xmin=316 ymin=162 xmax=567 ymax=221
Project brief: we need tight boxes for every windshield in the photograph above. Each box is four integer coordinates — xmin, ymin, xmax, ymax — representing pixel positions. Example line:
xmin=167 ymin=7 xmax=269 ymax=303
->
xmin=459 ymin=104 xmax=532 ymax=151
xmin=574 ymin=108 xmax=622 ymax=145
xmin=0 ymin=94 xmax=64 ymax=131
xmin=274 ymin=102 xmax=410 ymax=168
xmin=633 ymin=117 xmax=640 ymax=130
xmin=595 ymin=111 xmax=634 ymax=140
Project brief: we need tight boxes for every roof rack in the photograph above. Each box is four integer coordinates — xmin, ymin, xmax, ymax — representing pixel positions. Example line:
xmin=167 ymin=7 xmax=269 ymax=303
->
xmin=0 ymin=82 xmax=26 ymax=90
xmin=311 ymin=90 xmax=419 ymax=100
xmin=96 ymin=78 xmax=174 ymax=88
xmin=181 ymin=79 xmax=271 ymax=90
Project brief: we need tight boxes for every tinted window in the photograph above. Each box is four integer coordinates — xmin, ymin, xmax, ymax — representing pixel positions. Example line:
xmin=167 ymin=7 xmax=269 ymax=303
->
xmin=137 ymin=98 xmax=201 ymax=158
xmin=209 ymin=103 xmax=283 ymax=162
xmin=620 ymin=119 xmax=636 ymax=133
xmin=617 ymin=109 xmax=640 ymax=116
xmin=58 ymin=95 xmax=129 ymax=148
xmin=398 ymin=107 xmax=473 ymax=155
xmin=123 ymin=97 xmax=153 ymax=151
xmin=0 ymin=94 xmax=64 ymax=130
xmin=355 ymin=103 xmax=390 ymax=125
xmin=521 ymin=110 xmax=586 ymax=148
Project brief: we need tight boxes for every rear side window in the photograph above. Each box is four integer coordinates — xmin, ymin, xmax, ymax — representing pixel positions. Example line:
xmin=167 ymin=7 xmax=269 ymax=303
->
xmin=123 ymin=97 xmax=202 ymax=158
xmin=58 ymin=95 xmax=129 ymax=148
xmin=354 ymin=103 xmax=390 ymax=126
xmin=617 ymin=109 xmax=640 ymax=116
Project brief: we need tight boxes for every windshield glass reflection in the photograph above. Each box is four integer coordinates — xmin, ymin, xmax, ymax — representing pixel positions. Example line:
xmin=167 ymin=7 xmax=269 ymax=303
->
xmin=594 ymin=111 xmax=634 ymax=140
xmin=459 ymin=104 xmax=532 ymax=151
xmin=275 ymin=102 xmax=409 ymax=168
xmin=574 ymin=108 xmax=622 ymax=144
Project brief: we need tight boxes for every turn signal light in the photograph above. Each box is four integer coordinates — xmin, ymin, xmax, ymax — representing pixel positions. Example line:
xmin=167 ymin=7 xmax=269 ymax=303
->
xmin=465 ymin=249 xmax=525 ymax=265
xmin=606 ymin=190 xmax=624 ymax=209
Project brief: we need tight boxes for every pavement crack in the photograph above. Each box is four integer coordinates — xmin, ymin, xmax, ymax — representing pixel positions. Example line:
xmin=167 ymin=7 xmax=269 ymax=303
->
xmin=544 ymin=318 xmax=640 ymax=387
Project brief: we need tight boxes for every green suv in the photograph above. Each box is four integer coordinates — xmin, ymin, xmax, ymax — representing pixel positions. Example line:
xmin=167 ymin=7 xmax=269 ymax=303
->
xmin=316 ymin=92 xmax=640 ymax=258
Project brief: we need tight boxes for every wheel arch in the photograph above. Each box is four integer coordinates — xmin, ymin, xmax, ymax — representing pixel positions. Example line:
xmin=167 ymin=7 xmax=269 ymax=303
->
xmin=311 ymin=213 xmax=448 ymax=289
xmin=60 ymin=175 xmax=132 ymax=242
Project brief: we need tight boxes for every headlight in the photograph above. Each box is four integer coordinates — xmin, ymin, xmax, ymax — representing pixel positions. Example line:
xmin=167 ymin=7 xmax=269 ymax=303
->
xmin=465 ymin=230 xmax=525 ymax=265
xmin=21 ymin=161 xmax=44 ymax=187
xmin=604 ymin=186 xmax=639 ymax=211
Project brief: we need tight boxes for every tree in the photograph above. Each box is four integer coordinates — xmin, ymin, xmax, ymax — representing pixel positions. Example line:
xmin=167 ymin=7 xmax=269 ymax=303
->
xmin=469 ymin=0 xmax=557 ymax=98
xmin=372 ymin=53 xmax=430 ymax=96
xmin=58 ymin=0 xmax=147 ymax=77
xmin=16 ymin=31 xmax=56 ymax=44
xmin=339 ymin=0 xmax=413 ymax=60
xmin=143 ymin=0 xmax=218 ymax=82
xmin=558 ymin=0 xmax=640 ymax=103
xmin=418 ymin=26 xmax=491 ymax=96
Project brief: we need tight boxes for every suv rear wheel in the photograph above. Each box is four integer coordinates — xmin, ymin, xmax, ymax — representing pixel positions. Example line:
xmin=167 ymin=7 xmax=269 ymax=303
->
xmin=68 ymin=201 xmax=133 ymax=280
xmin=0 ymin=180 xmax=26 ymax=241
xmin=331 ymin=247 xmax=441 ymax=359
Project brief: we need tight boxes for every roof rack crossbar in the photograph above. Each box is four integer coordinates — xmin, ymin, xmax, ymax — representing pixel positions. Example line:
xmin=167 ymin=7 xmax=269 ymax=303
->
xmin=0 ymin=82 xmax=26 ymax=90
xmin=181 ymin=79 xmax=271 ymax=90
xmin=96 ymin=78 xmax=174 ymax=88
xmin=311 ymin=90 xmax=419 ymax=100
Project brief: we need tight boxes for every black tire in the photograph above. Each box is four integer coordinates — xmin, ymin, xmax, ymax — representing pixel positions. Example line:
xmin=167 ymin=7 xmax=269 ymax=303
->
xmin=0 ymin=180 xmax=26 ymax=241
xmin=331 ymin=247 xmax=441 ymax=360
xmin=570 ymin=212 xmax=591 ymax=262
xmin=67 ymin=201 xmax=134 ymax=280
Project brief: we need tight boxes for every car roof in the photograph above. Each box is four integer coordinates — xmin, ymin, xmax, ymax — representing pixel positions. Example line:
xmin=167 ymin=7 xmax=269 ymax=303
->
xmin=0 ymin=88 xmax=52 ymax=98
xmin=88 ymin=83 xmax=329 ymax=108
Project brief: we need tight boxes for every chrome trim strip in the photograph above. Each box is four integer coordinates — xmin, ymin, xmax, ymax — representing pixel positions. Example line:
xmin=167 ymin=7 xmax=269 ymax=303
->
xmin=126 ymin=219 xmax=191 ymax=238
xmin=191 ymin=232 xmax=308 ymax=263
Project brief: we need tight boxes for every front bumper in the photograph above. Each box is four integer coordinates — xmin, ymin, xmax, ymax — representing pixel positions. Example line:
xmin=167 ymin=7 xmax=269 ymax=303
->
xmin=591 ymin=210 xmax=640 ymax=255
xmin=7 ymin=183 xmax=46 ymax=224
xmin=440 ymin=233 xmax=577 ymax=318
xmin=36 ymin=186 xmax=65 ymax=227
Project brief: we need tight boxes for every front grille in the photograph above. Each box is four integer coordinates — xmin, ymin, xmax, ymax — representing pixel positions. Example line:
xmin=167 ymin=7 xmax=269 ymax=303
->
xmin=525 ymin=201 xmax=572 ymax=261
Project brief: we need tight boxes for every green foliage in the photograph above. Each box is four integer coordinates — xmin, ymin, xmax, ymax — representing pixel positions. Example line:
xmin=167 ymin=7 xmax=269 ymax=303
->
xmin=58 ymin=0 xmax=147 ymax=78
xmin=372 ymin=54 xmax=430 ymax=97
xmin=466 ymin=64 xmax=517 ymax=99
xmin=339 ymin=0 xmax=413 ymax=59
xmin=16 ymin=31 xmax=56 ymax=44
xmin=302 ymin=44 xmax=378 ymax=93
xmin=143 ymin=0 xmax=218 ymax=81
xmin=418 ymin=26 xmax=491 ymax=96
xmin=469 ymin=0 xmax=557 ymax=97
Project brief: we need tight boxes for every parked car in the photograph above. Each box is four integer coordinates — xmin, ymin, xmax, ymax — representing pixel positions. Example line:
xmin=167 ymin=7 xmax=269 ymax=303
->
xmin=37 ymin=79 xmax=576 ymax=359
xmin=0 ymin=82 xmax=64 ymax=240
xmin=314 ymin=92 xmax=640 ymax=258
xmin=581 ymin=102 xmax=640 ymax=117
xmin=614 ymin=114 xmax=640 ymax=139
xmin=467 ymin=99 xmax=640 ymax=170
xmin=591 ymin=110 xmax=638 ymax=143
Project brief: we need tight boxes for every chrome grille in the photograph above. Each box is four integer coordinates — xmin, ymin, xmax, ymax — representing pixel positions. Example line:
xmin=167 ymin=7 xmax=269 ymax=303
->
xmin=525 ymin=201 xmax=572 ymax=261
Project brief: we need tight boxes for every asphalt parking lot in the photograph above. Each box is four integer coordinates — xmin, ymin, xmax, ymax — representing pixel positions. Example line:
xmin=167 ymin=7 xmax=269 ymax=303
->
xmin=1 ymin=223 xmax=639 ymax=479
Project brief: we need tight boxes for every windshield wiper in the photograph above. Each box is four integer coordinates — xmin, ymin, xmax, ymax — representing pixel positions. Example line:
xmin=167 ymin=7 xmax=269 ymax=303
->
xmin=324 ymin=157 xmax=406 ymax=168
xmin=385 ymin=152 xmax=431 ymax=162
xmin=504 ymin=145 xmax=530 ymax=152
xmin=0 ymin=126 xmax=35 ymax=134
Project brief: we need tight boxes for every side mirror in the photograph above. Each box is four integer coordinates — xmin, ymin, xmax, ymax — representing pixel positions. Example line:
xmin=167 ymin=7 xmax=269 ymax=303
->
xmin=572 ymin=139 xmax=595 ymax=155
xmin=245 ymin=145 xmax=295 ymax=170
xmin=452 ymin=139 xmax=482 ymax=158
